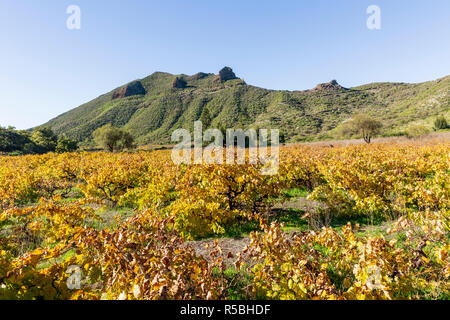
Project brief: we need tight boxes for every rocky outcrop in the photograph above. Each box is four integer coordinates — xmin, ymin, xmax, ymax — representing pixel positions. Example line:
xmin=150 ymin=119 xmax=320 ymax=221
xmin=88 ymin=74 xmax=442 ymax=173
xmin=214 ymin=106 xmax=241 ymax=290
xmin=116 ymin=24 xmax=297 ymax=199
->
xmin=313 ymin=80 xmax=345 ymax=91
xmin=112 ymin=81 xmax=146 ymax=100
xmin=191 ymin=72 xmax=210 ymax=80
xmin=172 ymin=77 xmax=187 ymax=89
xmin=218 ymin=67 xmax=237 ymax=82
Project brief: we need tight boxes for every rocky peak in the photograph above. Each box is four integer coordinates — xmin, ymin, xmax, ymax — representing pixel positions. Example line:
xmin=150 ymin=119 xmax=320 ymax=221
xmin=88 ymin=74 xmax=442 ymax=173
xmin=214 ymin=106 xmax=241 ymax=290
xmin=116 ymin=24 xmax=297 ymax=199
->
xmin=313 ymin=80 xmax=345 ymax=91
xmin=218 ymin=67 xmax=237 ymax=82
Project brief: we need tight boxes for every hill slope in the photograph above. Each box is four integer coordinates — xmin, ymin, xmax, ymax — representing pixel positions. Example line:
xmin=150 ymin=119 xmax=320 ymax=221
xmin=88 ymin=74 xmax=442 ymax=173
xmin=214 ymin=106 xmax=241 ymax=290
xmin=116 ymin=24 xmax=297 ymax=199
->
xmin=41 ymin=68 xmax=450 ymax=144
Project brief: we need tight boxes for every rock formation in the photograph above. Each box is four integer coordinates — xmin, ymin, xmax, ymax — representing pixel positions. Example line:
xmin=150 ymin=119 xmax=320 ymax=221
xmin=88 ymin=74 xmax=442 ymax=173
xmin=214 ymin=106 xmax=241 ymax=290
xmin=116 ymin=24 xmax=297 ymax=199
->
xmin=172 ymin=77 xmax=187 ymax=89
xmin=313 ymin=80 xmax=345 ymax=91
xmin=218 ymin=67 xmax=237 ymax=82
xmin=111 ymin=81 xmax=146 ymax=100
xmin=191 ymin=72 xmax=210 ymax=80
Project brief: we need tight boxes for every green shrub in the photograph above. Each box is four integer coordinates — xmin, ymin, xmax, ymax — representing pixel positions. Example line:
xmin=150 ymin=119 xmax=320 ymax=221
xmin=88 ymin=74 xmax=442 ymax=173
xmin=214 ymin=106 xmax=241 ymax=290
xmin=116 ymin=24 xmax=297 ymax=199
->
xmin=30 ymin=128 xmax=57 ymax=153
xmin=434 ymin=115 xmax=448 ymax=130
xmin=56 ymin=136 xmax=78 ymax=153
xmin=406 ymin=124 xmax=431 ymax=139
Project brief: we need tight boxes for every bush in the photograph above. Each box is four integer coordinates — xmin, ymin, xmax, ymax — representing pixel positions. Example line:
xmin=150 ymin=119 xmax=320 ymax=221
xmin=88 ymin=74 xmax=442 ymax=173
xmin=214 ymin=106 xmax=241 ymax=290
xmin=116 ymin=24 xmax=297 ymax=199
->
xmin=434 ymin=115 xmax=448 ymax=130
xmin=406 ymin=124 xmax=431 ymax=139
xmin=56 ymin=136 xmax=78 ymax=153
xmin=30 ymin=128 xmax=57 ymax=153
xmin=247 ymin=220 xmax=449 ymax=300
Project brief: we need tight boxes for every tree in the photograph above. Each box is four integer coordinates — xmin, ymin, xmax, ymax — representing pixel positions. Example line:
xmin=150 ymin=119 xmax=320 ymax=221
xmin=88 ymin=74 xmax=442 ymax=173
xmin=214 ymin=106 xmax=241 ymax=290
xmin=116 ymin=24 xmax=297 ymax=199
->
xmin=0 ymin=126 xmax=75 ymax=154
xmin=341 ymin=114 xmax=383 ymax=144
xmin=199 ymin=106 xmax=212 ymax=128
xmin=30 ymin=128 xmax=57 ymax=152
xmin=93 ymin=125 xmax=122 ymax=152
xmin=434 ymin=115 xmax=448 ymax=130
xmin=116 ymin=131 xmax=135 ymax=151
xmin=216 ymin=123 xmax=228 ymax=147
xmin=92 ymin=124 xmax=135 ymax=152
xmin=279 ymin=131 xmax=286 ymax=145
xmin=0 ymin=127 xmax=31 ymax=153
xmin=56 ymin=136 xmax=78 ymax=153
xmin=22 ymin=142 xmax=38 ymax=154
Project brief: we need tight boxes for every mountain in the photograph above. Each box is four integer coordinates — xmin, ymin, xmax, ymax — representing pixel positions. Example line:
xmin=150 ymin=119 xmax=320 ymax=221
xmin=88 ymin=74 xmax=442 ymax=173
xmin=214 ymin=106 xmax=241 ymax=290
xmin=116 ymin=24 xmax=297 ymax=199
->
xmin=41 ymin=68 xmax=450 ymax=144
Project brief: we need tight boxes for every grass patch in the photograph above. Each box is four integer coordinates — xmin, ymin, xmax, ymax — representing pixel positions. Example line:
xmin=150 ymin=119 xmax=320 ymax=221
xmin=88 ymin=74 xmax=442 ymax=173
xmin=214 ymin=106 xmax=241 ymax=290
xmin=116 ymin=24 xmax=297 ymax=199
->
xmin=220 ymin=267 xmax=254 ymax=300
xmin=328 ymin=214 xmax=386 ymax=229
xmin=284 ymin=187 xmax=309 ymax=199
xmin=223 ymin=219 xmax=261 ymax=239
xmin=270 ymin=208 xmax=309 ymax=231
xmin=222 ymin=207 xmax=310 ymax=238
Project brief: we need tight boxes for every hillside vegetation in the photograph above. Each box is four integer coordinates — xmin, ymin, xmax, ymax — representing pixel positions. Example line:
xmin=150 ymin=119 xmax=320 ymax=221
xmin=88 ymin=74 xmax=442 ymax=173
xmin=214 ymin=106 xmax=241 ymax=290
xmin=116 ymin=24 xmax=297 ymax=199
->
xmin=41 ymin=69 xmax=450 ymax=145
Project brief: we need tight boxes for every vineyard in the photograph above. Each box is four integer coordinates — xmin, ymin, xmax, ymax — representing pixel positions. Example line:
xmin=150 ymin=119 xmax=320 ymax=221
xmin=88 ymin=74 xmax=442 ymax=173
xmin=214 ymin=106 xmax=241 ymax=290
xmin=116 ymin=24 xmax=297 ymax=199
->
xmin=0 ymin=140 xmax=448 ymax=300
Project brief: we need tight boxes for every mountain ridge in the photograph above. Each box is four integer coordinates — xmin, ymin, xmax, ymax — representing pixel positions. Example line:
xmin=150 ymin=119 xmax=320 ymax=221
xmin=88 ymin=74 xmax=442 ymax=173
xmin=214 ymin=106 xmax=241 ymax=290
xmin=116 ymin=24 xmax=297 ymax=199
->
xmin=41 ymin=68 xmax=450 ymax=145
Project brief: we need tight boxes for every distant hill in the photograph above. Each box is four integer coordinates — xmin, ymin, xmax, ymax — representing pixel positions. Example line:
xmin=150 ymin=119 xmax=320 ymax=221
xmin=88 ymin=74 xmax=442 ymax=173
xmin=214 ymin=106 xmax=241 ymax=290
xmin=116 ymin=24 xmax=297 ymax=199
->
xmin=41 ymin=68 xmax=449 ymax=144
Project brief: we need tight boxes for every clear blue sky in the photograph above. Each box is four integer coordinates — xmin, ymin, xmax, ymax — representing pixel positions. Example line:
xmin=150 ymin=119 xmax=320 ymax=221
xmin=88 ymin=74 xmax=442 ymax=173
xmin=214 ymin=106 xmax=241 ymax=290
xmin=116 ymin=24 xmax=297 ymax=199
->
xmin=1 ymin=0 xmax=449 ymax=129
